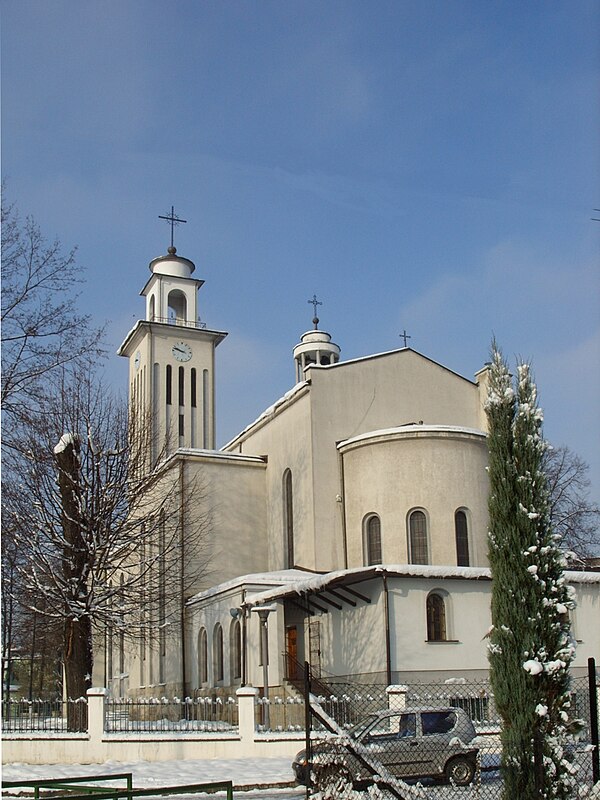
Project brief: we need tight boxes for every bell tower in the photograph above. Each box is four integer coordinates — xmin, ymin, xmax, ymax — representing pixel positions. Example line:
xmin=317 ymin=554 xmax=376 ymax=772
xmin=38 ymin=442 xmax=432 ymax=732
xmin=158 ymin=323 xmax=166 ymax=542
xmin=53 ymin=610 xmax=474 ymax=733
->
xmin=118 ymin=225 xmax=227 ymax=460
xmin=292 ymin=295 xmax=340 ymax=382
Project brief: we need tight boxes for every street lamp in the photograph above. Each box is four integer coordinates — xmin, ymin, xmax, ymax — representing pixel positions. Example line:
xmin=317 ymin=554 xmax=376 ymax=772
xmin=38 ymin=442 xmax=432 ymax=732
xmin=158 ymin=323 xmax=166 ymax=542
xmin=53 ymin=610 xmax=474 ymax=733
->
xmin=251 ymin=604 xmax=277 ymax=729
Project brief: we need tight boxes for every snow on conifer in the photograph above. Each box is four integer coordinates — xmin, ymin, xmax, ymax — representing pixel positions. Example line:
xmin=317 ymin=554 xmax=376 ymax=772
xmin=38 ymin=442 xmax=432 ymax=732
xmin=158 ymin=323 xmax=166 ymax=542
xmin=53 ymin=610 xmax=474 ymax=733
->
xmin=486 ymin=343 xmax=576 ymax=800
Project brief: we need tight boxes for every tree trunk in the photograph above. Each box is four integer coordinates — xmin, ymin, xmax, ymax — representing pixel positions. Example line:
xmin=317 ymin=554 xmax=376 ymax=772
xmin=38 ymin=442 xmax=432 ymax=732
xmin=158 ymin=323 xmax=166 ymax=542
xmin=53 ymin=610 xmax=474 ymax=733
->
xmin=55 ymin=434 xmax=92 ymax=730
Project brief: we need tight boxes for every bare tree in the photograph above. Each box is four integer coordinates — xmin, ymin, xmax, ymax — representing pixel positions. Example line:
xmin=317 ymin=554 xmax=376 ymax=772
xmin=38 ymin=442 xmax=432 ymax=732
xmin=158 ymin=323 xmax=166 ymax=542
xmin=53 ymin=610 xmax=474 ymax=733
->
xmin=3 ymin=368 xmax=212 ymax=718
xmin=1 ymin=191 xmax=104 ymax=426
xmin=544 ymin=445 xmax=600 ymax=559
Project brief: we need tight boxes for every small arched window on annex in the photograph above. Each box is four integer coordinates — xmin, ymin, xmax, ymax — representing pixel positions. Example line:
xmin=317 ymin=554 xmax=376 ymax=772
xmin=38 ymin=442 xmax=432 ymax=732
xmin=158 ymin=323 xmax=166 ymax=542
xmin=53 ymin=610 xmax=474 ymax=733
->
xmin=454 ymin=508 xmax=470 ymax=567
xmin=167 ymin=289 xmax=187 ymax=325
xmin=426 ymin=591 xmax=448 ymax=642
xmin=282 ymin=469 xmax=294 ymax=569
xmin=213 ymin=623 xmax=224 ymax=684
xmin=198 ymin=627 xmax=208 ymax=686
xmin=230 ymin=618 xmax=242 ymax=682
xmin=408 ymin=509 xmax=429 ymax=565
xmin=363 ymin=514 xmax=382 ymax=566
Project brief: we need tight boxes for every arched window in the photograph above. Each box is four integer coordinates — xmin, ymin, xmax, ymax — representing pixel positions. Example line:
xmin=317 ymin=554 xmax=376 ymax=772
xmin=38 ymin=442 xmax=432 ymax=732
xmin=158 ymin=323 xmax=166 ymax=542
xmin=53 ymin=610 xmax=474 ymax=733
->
xmin=426 ymin=593 xmax=447 ymax=641
xmin=364 ymin=515 xmax=382 ymax=565
xmin=213 ymin=624 xmax=224 ymax=683
xmin=283 ymin=469 xmax=294 ymax=568
xmin=409 ymin=510 xmax=429 ymax=564
xmin=230 ymin=619 xmax=242 ymax=681
xmin=455 ymin=509 xmax=470 ymax=567
xmin=167 ymin=290 xmax=187 ymax=324
xmin=198 ymin=628 xmax=208 ymax=685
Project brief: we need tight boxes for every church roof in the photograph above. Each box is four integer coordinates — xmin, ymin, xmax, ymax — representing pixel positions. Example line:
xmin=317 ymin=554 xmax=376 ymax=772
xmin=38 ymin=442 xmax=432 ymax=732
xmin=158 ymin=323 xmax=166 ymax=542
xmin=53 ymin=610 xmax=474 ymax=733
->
xmin=243 ymin=564 xmax=600 ymax=608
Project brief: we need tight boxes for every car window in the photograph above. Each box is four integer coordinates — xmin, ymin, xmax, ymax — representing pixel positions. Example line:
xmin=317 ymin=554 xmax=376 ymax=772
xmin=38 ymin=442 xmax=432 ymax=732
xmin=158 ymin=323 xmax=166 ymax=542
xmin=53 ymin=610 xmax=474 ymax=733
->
xmin=421 ymin=711 xmax=456 ymax=735
xmin=366 ymin=713 xmax=416 ymax=741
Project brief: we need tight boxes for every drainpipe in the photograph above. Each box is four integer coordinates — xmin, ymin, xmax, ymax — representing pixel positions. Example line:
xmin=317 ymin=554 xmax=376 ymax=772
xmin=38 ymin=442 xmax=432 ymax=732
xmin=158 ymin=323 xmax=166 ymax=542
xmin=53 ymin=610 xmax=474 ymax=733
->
xmin=337 ymin=446 xmax=348 ymax=570
xmin=241 ymin=589 xmax=247 ymax=687
xmin=382 ymin=573 xmax=391 ymax=686
xmin=179 ymin=459 xmax=187 ymax=697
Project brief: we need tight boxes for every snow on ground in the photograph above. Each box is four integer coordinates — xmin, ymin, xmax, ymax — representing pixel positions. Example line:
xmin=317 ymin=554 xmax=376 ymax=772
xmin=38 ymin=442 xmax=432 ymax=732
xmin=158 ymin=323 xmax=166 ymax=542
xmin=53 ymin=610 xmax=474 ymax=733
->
xmin=2 ymin=757 xmax=297 ymax=789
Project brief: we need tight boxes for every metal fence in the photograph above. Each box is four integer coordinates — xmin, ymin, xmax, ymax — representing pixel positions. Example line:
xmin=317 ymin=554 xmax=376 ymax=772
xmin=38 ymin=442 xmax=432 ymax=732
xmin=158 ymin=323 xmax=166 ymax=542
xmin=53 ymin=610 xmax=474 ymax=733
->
xmin=256 ymin=692 xmax=306 ymax=732
xmin=105 ymin=695 xmax=238 ymax=732
xmin=299 ymin=664 xmax=599 ymax=799
xmin=1 ymin=698 xmax=88 ymax=733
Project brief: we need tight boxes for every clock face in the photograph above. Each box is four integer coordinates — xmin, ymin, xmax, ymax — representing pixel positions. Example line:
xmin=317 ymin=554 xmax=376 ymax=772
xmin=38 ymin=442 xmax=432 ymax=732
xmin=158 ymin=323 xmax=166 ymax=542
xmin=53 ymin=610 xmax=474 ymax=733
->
xmin=134 ymin=351 xmax=141 ymax=370
xmin=172 ymin=341 xmax=192 ymax=362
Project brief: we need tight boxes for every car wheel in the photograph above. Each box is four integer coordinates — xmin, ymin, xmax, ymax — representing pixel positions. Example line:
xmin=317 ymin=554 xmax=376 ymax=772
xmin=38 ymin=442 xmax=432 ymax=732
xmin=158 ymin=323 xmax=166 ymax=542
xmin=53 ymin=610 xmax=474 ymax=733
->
xmin=445 ymin=756 xmax=475 ymax=786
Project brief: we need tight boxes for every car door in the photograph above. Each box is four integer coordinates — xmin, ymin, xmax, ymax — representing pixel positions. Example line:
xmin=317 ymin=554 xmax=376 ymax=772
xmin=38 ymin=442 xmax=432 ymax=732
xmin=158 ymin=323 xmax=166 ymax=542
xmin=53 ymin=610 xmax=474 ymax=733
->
xmin=418 ymin=710 xmax=458 ymax=775
xmin=360 ymin=712 xmax=421 ymax=776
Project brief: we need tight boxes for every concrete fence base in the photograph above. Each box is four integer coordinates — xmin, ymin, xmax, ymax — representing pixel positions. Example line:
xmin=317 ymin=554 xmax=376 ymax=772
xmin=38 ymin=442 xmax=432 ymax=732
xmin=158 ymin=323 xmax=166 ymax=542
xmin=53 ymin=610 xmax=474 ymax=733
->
xmin=2 ymin=687 xmax=304 ymax=765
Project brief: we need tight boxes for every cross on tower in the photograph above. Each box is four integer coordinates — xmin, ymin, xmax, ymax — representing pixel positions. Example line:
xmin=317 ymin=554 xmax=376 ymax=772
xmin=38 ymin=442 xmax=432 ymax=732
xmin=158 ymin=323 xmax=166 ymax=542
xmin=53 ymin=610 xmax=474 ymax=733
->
xmin=308 ymin=294 xmax=322 ymax=329
xmin=159 ymin=206 xmax=187 ymax=250
xmin=399 ymin=329 xmax=412 ymax=347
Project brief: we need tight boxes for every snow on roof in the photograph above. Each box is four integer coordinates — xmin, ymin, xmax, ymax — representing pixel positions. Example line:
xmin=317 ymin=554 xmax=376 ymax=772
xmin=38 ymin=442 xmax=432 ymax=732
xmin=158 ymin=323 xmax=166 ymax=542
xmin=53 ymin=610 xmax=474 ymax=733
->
xmin=338 ymin=424 xmax=487 ymax=449
xmin=221 ymin=381 xmax=310 ymax=449
xmin=171 ymin=448 xmax=267 ymax=465
xmin=186 ymin=568 xmax=320 ymax=607
xmin=243 ymin=564 xmax=600 ymax=607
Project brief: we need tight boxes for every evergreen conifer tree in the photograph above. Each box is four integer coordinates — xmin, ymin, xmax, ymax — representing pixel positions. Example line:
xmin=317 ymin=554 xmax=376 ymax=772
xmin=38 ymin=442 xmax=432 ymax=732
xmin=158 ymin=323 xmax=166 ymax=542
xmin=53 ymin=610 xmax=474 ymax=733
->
xmin=486 ymin=344 xmax=576 ymax=800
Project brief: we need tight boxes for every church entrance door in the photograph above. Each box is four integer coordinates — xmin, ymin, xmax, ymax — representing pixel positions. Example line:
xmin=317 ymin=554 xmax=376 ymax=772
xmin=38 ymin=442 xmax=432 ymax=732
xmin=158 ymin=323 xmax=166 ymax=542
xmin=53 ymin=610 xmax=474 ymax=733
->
xmin=285 ymin=626 xmax=298 ymax=680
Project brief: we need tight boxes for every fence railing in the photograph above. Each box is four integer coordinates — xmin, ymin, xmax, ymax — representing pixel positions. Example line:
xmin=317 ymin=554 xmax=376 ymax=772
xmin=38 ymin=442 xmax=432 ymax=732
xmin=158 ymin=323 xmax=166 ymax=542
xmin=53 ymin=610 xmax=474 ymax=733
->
xmin=255 ymin=693 xmax=305 ymax=732
xmin=105 ymin=695 xmax=238 ymax=733
xmin=1 ymin=698 xmax=88 ymax=733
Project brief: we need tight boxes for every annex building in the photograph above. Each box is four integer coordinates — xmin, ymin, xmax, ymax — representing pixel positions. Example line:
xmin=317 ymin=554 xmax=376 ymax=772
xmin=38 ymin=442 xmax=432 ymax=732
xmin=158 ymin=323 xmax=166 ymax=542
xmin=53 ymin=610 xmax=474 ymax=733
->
xmin=101 ymin=243 xmax=599 ymax=698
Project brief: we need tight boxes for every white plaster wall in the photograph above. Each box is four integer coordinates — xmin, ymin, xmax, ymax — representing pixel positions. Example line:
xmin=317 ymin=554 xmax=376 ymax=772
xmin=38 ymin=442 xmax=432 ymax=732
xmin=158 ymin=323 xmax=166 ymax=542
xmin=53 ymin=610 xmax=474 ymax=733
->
xmin=340 ymin=429 xmax=490 ymax=568
xmin=230 ymin=389 xmax=315 ymax=572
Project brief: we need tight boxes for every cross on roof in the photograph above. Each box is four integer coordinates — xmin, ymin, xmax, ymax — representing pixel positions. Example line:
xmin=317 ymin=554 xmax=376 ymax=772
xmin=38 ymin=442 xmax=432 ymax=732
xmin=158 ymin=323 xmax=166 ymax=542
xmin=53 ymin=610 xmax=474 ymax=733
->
xmin=308 ymin=294 xmax=322 ymax=329
xmin=159 ymin=206 xmax=187 ymax=249
xmin=399 ymin=329 xmax=412 ymax=347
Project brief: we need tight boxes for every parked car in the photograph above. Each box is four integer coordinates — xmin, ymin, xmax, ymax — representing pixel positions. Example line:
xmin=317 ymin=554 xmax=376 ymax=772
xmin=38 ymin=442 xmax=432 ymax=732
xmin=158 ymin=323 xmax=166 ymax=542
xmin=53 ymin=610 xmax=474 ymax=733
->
xmin=293 ymin=706 xmax=479 ymax=788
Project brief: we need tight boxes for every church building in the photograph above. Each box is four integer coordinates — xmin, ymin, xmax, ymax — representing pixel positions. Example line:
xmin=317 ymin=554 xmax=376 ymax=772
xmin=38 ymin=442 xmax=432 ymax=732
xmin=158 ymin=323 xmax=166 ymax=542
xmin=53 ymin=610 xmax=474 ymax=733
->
xmin=108 ymin=241 xmax=599 ymax=699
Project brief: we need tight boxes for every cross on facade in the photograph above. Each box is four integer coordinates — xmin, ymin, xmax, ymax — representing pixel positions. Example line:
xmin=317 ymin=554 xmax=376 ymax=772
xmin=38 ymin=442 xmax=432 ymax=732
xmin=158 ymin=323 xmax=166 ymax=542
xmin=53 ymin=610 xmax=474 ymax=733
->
xmin=159 ymin=206 xmax=187 ymax=249
xmin=399 ymin=329 xmax=412 ymax=347
xmin=308 ymin=294 xmax=322 ymax=328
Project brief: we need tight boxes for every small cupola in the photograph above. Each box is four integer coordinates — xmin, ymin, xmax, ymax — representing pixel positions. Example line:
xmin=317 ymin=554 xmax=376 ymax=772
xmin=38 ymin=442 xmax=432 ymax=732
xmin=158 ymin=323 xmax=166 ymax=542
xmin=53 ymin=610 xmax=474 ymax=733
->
xmin=293 ymin=295 xmax=341 ymax=382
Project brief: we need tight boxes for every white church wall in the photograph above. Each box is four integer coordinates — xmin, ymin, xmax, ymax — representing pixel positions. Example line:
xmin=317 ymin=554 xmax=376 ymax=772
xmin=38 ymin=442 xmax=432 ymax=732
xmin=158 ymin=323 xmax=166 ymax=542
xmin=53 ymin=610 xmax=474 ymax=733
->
xmin=388 ymin=577 xmax=492 ymax=679
xmin=229 ymin=388 xmax=315 ymax=572
xmin=340 ymin=428 xmax=489 ymax=568
xmin=306 ymin=350 xmax=487 ymax=572
xmin=185 ymin=454 xmax=268 ymax=590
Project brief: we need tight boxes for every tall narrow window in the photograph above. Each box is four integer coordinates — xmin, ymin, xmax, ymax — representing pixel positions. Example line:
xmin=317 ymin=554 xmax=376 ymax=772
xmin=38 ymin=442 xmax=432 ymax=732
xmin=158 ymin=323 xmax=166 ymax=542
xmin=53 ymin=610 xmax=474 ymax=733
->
xmin=283 ymin=469 xmax=294 ymax=568
xmin=230 ymin=619 xmax=242 ymax=681
xmin=178 ymin=366 xmax=184 ymax=407
xmin=364 ymin=515 xmax=382 ymax=565
xmin=426 ymin=593 xmax=447 ymax=641
xmin=409 ymin=510 xmax=429 ymax=564
xmin=213 ymin=624 xmax=224 ymax=683
xmin=455 ymin=510 xmax=470 ymax=566
xmin=202 ymin=370 xmax=209 ymax=447
xmin=198 ymin=628 xmax=208 ymax=685
xmin=166 ymin=365 xmax=172 ymax=405
xmin=191 ymin=368 xmax=197 ymax=408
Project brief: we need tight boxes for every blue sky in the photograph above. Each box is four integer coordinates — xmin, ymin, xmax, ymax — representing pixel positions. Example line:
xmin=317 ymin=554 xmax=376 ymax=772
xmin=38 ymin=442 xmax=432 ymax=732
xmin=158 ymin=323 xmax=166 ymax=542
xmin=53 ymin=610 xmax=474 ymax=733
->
xmin=2 ymin=1 xmax=599 ymax=500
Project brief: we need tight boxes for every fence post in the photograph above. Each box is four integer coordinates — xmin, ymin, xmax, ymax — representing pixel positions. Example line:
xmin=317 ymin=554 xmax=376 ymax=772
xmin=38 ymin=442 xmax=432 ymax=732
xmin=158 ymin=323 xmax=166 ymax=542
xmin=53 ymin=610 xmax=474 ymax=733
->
xmin=86 ymin=687 xmax=107 ymax=748
xmin=304 ymin=661 xmax=311 ymax=799
xmin=386 ymin=684 xmax=408 ymax=711
xmin=589 ymin=657 xmax=599 ymax=785
xmin=236 ymin=686 xmax=259 ymax=744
